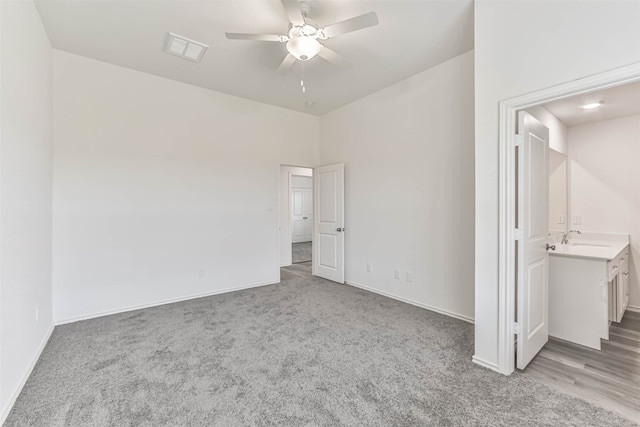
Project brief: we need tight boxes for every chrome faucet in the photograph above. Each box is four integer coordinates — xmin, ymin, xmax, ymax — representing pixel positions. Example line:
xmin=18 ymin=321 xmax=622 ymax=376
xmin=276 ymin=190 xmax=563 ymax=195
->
xmin=561 ymin=229 xmax=582 ymax=245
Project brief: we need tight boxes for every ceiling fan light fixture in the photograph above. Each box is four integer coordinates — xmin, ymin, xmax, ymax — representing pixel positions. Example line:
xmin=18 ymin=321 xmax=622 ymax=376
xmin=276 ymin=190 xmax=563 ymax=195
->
xmin=286 ymin=36 xmax=322 ymax=61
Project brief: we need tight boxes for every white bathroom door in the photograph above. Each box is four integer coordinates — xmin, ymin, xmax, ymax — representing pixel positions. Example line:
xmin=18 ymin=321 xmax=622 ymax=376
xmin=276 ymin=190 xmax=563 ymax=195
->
xmin=313 ymin=163 xmax=344 ymax=283
xmin=517 ymin=111 xmax=550 ymax=370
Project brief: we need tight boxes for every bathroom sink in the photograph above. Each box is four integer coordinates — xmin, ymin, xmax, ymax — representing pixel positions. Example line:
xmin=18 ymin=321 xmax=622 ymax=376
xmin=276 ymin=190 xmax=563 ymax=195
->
xmin=568 ymin=243 xmax=611 ymax=248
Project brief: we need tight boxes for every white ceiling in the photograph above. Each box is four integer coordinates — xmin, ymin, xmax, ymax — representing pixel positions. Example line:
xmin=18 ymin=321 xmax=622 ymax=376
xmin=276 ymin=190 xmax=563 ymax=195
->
xmin=543 ymin=81 xmax=640 ymax=127
xmin=34 ymin=0 xmax=474 ymax=115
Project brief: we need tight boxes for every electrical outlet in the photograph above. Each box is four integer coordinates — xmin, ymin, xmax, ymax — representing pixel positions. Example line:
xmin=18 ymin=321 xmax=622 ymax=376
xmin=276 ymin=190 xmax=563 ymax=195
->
xmin=366 ymin=263 xmax=372 ymax=273
xmin=198 ymin=269 xmax=205 ymax=278
xmin=394 ymin=269 xmax=400 ymax=280
xmin=573 ymin=215 xmax=582 ymax=225
xmin=35 ymin=307 xmax=40 ymax=323
xmin=557 ymin=215 xmax=565 ymax=224
xmin=406 ymin=271 xmax=413 ymax=282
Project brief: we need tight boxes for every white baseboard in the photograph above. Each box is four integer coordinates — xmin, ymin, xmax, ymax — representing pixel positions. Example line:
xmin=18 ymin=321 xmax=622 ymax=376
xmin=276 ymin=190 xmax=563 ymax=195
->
xmin=345 ymin=280 xmax=474 ymax=324
xmin=0 ymin=324 xmax=55 ymax=425
xmin=55 ymin=280 xmax=279 ymax=326
xmin=472 ymin=355 xmax=500 ymax=373
xmin=627 ymin=305 xmax=640 ymax=313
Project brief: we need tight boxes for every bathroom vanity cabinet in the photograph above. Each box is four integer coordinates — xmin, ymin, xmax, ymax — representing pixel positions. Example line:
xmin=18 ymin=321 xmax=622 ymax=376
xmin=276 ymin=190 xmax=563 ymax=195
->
xmin=548 ymin=235 xmax=629 ymax=350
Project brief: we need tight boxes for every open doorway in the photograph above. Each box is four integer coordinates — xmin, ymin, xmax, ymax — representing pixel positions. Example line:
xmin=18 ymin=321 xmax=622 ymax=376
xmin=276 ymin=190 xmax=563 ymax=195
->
xmin=513 ymin=79 xmax=640 ymax=368
xmin=495 ymin=63 xmax=640 ymax=376
xmin=279 ymin=165 xmax=313 ymax=268
xmin=278 ymin=163 xmax=345 ymax=284
xmin=291 ymin=174 xmax=313 ymax=264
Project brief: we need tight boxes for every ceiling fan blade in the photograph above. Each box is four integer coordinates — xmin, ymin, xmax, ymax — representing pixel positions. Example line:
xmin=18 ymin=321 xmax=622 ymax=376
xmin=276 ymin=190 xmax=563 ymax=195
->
xmin=321 ymin=11 xmax=379 ymax=39
xmin=277 ymin=54 xmax=297 ymax=74
xmin=281 ymin=0 xmax=305 ymax=26
xmin=317 ymin=47 xmax=351 ymax=67
xmin=225 ymin=33 xmax=284 ymax=42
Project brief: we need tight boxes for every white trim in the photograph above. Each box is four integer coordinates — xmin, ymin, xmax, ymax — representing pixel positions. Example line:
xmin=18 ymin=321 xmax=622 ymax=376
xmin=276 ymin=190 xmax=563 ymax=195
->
xmin=471 ymin=355 xmax=500 ymax=373
xmin=0 ymin=2 xmax=3 ymax=418
xmin=346 ymin=280 xmax=474 ymax=324
xmin=54 ymin=280 xmax=278 ymax=326
xmin=0 ymin=324 xmax=54 ymax=425
xmin=627 ymin=305 xmax=640 ymax=314
xmin=497 ymin=62 xmax=640 ymax=376
xmin=275 ymin=163 xmax=281 ymax=284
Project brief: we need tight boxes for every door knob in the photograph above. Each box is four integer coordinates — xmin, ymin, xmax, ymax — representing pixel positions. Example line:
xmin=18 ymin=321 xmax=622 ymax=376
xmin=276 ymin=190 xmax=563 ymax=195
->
xmin=303 ymin=217 xmax=308 ymax=219
xmin=546 ymin=244 xmax=556 ymax=251
xmin=336 ymin=227 xmax=343 ymax=232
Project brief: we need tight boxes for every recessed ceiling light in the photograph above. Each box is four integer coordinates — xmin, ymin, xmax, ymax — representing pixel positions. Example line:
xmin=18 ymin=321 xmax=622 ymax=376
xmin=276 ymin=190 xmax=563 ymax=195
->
xmin=582 ymin=101 xmax=604 ymax=110
xmin=164 ymin=33 xmax=208 ymax=62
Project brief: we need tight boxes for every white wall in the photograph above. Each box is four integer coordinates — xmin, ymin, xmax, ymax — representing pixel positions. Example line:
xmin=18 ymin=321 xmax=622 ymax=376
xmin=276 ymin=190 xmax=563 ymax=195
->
xmin=568 ymin=114 xmax=640 ymax=309
xmin=319 ymin=51 xmax=475 ymax=322
xmin=53 ymin=51 xmax=319 ymax=323
xmin=526 ymin=105 xmax=568 ymax=155
xmin=291 ymin=175 xmax=312 ymax=189
xmin=279 ymin=165 xmax=312 ymax=266
xmin=474 ymin=0 xmax=640 ymax=371
xmin=0 ymin=0 xmax=53 ymax=421
xmin=548 ymin=150 xmax=568 ymax=235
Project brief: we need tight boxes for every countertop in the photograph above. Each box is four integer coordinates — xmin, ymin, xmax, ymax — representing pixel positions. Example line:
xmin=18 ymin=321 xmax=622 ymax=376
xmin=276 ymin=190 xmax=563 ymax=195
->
xmin=549 ymin=238 xmax=629 ymax=261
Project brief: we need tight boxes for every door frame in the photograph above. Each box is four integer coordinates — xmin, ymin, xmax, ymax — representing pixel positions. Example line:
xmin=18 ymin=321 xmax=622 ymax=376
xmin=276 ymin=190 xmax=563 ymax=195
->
xmin=496 ymin=62 xmax=640 ymax=375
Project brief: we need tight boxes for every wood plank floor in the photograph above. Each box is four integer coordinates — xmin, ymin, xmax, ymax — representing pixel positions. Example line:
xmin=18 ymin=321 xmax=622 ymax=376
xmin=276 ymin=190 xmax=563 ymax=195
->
xmin=280 ymin=261 xmax=312 ymax=281
xmin=522 ymin=310 xmax=640 ymax=423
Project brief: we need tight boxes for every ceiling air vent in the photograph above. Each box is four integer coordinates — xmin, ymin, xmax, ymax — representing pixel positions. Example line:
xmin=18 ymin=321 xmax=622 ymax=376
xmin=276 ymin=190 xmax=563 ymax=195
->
xmin=164 ymin=32 xmax=208 ymax=62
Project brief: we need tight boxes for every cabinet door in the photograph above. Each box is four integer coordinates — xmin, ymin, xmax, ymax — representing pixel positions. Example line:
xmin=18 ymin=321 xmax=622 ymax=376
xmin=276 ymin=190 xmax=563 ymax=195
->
xmin=616 ymin=273 xmax=626 ymax=322
xmin=622 ymin=270 xmax=630 ymax=315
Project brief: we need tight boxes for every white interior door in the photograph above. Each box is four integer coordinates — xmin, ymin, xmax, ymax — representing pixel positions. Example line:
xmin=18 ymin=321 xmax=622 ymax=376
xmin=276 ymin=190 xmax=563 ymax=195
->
xmin=291 ymin=188 xmax=305 ymax=243
xmin=517 ymin=111 xmax=550 ymax=370
xmin=291 ymin=187 xmax=312 ymax=243
xmin=303 ymin=188 xmax=313 ymax=240
xmin=313 ymin=163 xmax=344 ymax=283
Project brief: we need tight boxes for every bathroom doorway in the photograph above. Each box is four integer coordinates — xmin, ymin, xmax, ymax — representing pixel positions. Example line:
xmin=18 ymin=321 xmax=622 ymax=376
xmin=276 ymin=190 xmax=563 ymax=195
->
xmin=496 ymin=63 xmax=640 ymax=375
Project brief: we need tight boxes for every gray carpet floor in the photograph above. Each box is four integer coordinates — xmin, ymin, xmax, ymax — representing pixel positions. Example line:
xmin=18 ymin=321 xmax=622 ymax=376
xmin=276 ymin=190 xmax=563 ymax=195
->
xmin=5 ymin=262 xmax=637 ymax=426
xmin=292 ymin=242 xmax=312 ymax=264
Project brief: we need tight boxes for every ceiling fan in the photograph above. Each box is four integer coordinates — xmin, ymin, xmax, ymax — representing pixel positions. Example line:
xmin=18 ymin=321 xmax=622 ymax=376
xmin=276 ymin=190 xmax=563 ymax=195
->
xmin=225 ymin=0 xmax=379 ymax=73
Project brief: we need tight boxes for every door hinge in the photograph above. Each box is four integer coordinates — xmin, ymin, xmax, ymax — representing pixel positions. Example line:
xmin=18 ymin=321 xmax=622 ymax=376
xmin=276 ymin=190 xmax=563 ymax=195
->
xmin=514 ymin=134 xmax=524 ymax=147
xmin=514 ymin=228 xmax=523 ymax=240
xmin=513 ymin=322 xmax=523 ymax=335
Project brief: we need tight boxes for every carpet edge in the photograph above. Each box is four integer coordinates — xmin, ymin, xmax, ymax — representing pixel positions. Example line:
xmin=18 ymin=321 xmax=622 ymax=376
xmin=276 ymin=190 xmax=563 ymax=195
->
xmin=54 ymin=279 xmax=279 ymax=326
xmin=345 ymin=280 xmax=474 ymax=324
